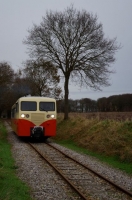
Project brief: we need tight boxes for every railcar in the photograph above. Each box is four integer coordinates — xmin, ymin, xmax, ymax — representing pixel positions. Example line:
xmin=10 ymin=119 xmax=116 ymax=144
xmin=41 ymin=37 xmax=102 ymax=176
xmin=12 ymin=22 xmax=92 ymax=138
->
xmin=11 ymin=96 xmax=57 ymax=139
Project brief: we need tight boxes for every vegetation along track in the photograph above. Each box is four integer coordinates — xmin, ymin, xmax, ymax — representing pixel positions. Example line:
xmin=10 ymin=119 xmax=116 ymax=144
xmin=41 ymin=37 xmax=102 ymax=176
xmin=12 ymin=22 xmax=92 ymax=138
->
xmin=29 ymin=142 xmax=132 ymax=200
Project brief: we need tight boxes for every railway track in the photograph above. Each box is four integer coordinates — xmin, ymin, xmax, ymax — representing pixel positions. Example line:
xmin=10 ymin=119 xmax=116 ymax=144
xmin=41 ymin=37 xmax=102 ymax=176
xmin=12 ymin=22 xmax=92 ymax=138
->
xmin=4 ymin=120 xmax=132 ymax=199
xmin=29 ymin=142 xmax=132 ymax=200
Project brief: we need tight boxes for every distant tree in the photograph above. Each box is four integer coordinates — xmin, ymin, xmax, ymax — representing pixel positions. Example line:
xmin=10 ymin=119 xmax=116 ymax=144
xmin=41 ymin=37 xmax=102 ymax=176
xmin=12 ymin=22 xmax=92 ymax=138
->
xmin=97 ymin=97 xmax=107 ymax=112
xmin=0 ymin=62 xmax=14 ymax=116
xmin=79 ymin=98 xmax=96 ymax=112
xmin=68 ymin=99 xmax=77 ymax=112
xmin=0 ymin=70 xmax=31 ymax=117
xmin=11 ymin=75 xmax=31 ymax=99
xmin=0 ymin=62 xmax=14 ymax=86
xmin=123 ymin=94 xmax=132 ymax=111
xmin=23 ymin=59 xmax=62 ymax=99
xmin=97 ymin=94 xmax=132 ymax=112
xmin=24 ymin=5 xmax=120 ymax=119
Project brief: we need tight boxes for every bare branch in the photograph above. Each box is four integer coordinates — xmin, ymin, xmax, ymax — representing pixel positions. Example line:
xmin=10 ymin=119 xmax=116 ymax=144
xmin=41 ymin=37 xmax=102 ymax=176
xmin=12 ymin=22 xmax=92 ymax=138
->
xmin=24 ymin=5 xmax=120 ymax=119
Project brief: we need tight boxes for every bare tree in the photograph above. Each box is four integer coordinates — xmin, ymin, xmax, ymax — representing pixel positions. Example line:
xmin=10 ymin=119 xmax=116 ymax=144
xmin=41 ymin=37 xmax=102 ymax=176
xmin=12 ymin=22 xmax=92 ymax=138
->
xmin=23 ymin=59 xmax=62 ymax=99
xmin=24 ymin=5 xmax=120 ymax=119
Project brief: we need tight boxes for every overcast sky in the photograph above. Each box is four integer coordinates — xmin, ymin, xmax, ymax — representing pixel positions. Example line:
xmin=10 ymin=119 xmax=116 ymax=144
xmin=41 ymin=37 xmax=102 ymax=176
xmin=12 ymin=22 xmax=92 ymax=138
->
xmin=0 ymin=0 xmax=132 ymax=100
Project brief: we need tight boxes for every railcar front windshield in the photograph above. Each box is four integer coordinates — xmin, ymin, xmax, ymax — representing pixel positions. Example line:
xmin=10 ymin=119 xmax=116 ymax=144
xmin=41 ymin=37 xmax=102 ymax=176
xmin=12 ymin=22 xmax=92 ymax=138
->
xmin=21 ymin=101 xmax=37 ymax=111
xmin=39 ymin=102 xmax=55 ymax=111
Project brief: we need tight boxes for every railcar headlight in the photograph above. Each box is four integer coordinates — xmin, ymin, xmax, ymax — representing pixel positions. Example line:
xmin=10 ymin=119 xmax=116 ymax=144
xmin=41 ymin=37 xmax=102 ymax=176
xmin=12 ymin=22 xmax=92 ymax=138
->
xmin=46 ymin=114 xmax=55 ymax=118
xmin=21 ymin=114 xmax=25 ymax=118
xmin=26 ymin=114 xmax=29 ymax=118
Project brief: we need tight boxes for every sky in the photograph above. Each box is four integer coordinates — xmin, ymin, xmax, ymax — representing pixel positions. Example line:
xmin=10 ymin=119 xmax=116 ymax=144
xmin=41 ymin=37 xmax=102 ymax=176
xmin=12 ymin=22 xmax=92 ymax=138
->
xmin=0 ymin=0 xmax=132 ymax=100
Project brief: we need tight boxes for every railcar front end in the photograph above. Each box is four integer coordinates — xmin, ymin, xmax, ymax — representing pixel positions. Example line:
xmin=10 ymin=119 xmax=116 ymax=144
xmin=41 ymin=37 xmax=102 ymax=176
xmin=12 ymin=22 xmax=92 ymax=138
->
xmin=11 ymin=97 xmax=57 ymax=139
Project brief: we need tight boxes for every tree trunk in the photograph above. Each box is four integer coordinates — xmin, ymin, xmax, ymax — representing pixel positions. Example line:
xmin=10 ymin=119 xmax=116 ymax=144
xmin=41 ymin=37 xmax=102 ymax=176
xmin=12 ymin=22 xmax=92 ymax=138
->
xmin=64 ymin=76 xmax=69 ymax=120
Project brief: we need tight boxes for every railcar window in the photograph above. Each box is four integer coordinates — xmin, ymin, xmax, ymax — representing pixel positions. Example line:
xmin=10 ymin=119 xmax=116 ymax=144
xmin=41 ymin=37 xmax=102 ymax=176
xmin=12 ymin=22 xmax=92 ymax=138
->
xmin=39 ymin=102 xmax=55 ymax=111
xmin=21 ymin=101 xmax=37 ymax=111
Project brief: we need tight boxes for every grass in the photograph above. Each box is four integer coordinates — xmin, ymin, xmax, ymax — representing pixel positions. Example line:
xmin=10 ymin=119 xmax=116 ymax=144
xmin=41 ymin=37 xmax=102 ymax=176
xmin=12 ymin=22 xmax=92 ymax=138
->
xmin=0 ymin=121 xmax=33 ymax=200
xmin=1 ymin=113 xmax=132 ymax=200
xmin=54 ymin=113 xmax=132 ymax=175
xmin=56 ymin=140 xmax=132 ymax=174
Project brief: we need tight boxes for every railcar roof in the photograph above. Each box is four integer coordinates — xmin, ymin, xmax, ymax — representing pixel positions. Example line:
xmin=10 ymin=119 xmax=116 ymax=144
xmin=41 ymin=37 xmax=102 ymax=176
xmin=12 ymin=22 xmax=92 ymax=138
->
xmin=18 ymin=96 xmax=56 ymax=101
xmin=11 ymin=96 xmax=56 ymax=108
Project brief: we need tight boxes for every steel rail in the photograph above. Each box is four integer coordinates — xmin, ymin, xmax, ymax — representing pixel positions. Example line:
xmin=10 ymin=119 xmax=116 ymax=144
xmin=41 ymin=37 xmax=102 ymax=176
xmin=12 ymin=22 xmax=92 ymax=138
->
xmin=29 ymin=142 xmax=92 ymax=200
xmin=5 ymin=120 xmax=132 ymax=198
xmin=48 ymin=143 xmax=132 ymax=198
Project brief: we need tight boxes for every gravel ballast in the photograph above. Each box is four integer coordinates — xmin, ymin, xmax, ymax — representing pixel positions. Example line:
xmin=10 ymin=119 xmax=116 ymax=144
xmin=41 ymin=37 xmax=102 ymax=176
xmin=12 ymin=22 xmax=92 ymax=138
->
xmin=6 ymin=122 xmax=132 ymax=200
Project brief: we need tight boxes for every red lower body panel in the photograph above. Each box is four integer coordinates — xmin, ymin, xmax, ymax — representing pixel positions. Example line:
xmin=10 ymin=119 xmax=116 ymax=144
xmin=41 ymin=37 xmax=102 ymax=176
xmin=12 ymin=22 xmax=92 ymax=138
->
xmin=11 ymin=119 xmax=56 ymax=137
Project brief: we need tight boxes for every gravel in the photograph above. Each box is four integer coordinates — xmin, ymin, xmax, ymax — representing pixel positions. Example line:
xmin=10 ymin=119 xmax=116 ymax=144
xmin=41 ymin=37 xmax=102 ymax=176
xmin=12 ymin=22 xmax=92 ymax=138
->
xmin=6 ymin=123 xmax=80 ymax=200
xmin=6 ymin=122 xmax=132 ymax=200
xmin=51 ymin=143 xmax=132 ymax=192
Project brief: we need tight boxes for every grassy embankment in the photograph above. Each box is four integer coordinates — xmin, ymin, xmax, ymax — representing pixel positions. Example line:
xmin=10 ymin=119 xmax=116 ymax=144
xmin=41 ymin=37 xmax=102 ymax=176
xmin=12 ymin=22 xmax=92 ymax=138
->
xmin=54 ymin=113 xmax=132 ymax=175
xmin=0 ymin=121 xmax=33 ymax=200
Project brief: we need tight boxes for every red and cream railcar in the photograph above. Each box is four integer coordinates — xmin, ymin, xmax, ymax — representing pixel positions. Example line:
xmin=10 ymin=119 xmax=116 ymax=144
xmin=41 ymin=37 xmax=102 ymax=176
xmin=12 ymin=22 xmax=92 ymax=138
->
xmin=11 ymin=96 xmax=57 ymax=139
